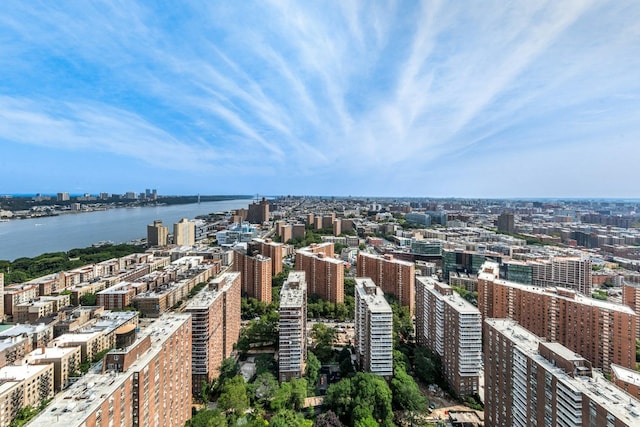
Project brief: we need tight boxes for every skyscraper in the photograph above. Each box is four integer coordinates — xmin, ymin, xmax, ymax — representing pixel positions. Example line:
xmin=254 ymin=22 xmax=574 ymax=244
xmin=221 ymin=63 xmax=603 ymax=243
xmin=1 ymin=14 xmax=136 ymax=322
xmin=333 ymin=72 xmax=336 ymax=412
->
xmin=251 ymin=238 xmax=284 ymax=275
xmin=247 ymin=197 xmax=269 ymax=224
xmin=278 ymin=271 xmax=307 ymax=382
xmin=415 ymin=277 xmax=482 ymax=397
xmin=354 ymin=278 xmax=393 ymax=378
xmin=147 ymin=219 xmax=168 ymax=247
xmin=357 ymin=252 xmax=415 ymax=314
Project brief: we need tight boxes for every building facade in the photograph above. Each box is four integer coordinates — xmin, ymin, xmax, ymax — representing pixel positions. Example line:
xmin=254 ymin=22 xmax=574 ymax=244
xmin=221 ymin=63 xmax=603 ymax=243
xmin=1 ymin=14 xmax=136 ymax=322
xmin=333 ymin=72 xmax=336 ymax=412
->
xmin=478 ymin=261 xmax=636 ymax=373
xmin=356 ymin=252 xmax=415 ymax=314
xmin=278 ymin=272 xmax=307 ymax=382
xmin=415 ymin=277 xmax=482 ymax=397
xmin=295 ymin=248 xmax=344 ymax=303
xmin=147 ymin=220 xmax=168 ymax=247
xmin=484 ymin=319 xmax=640 ymax=427
xmin=232 ymin=250 xmax=272 ymax=302
xmin=185 ymin=272 xmax=241 ymax=395
xmin=354 ymin=278 xmax=393 ymax=378
xmin=173 ymin=218 xmax=195 ymax=246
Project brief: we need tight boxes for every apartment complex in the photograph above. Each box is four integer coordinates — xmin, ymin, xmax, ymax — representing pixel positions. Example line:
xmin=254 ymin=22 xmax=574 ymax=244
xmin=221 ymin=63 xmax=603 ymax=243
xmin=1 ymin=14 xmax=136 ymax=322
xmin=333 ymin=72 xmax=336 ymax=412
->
xmin=34 ymin=314 xmax=192 ymax=427
xmin=354 ymin=278 xmax=393 ymax=378
xmin=295 ymin=245 xmax=344 ymax=303
xmin=173 ymin=218 xmax=195 ymax=246
xmin=0 ymin=364 xmax=54 ymax=427
xmin=185 ymin=272 xmax=241 ymax=395
xmin=478 ymin=261 xmax=636 ymax=373
xmin=484 ymin=319 xmax=640 ymax=427
xmin=147 ymin=219 xmax=168 ymax=246
xmin=251 ymin=238 xmax=284 ymax=275
xmin=232 ymin=249 xmax=272 ymax=302
xmin=415 ymin=277 xmax=482 ymax=397
xmin=278 ymin=271 xmax=307 ymax=382
xmin=356 ymin=252 xmax=415 ymax=314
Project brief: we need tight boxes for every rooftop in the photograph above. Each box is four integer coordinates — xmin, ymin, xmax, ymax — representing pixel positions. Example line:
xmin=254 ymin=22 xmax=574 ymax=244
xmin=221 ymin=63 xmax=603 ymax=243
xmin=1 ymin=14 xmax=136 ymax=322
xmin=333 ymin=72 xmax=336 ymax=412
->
xmin=487 ymin=319 xmax=640 ymax=425
xmin=32 ymin=313 xmax=190 ymax=426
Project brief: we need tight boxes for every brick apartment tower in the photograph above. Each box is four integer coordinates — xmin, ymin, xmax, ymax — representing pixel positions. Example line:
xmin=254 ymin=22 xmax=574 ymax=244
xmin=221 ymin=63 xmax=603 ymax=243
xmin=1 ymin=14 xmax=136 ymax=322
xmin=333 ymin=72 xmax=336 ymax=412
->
xmin=415 ymin=277 xmax=482 ymax=397
xmin=33 ymin=313 xmax=192 ymax=427
xmin=531 ymin=257 xmax=593 ymax=295
xmin=247 ymin=197 xmax=269 ymax=224
xmin=185 ymin=272 xmax=241 ymax=395
xmin=295 ymin=246 xmax=344 ymax=303
xmin=232 ymin=249 xmax=272 ymax=302
xmin=251 ymin=238 xmax=284 ymax=275
xmin=278 ymin=271 xmax=307 ymax=382
xmin=357 ymin=252 xmax=415 ymax=314
xmin=622 ymin=282 xmax=640 ymax=339
xmin=478 ymin=261 xmax=636 ymax=373
xmin=484 ymin=319 xmax=640 ymax=427
xmin=354 ymin=278 xmax=393 ymax=378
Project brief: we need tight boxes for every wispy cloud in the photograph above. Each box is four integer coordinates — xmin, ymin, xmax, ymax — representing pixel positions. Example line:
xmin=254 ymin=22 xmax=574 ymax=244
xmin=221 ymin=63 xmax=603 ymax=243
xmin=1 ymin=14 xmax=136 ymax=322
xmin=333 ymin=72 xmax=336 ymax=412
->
xmin=0 ymin=0 xmax=638 ymax=196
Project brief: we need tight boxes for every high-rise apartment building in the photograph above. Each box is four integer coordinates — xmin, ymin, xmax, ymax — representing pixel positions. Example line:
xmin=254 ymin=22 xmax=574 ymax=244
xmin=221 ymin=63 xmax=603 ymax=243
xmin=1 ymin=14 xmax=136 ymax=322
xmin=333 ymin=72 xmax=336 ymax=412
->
xmin=530 ymin=257 xmax=592 ymax=295
xmin=232 ymin=249 xmax=272 ymax=302
xmin=147 ymin=219 xmax=168 ymax=247
xmin=295 ymin=247 xmax=344 ymax=303
xmin=496 ymin=212 xmax=515 ymax=234
xmin=484 ymin=319 xmax=640 ymax=427
xmin=278 ymin=271 xmax=307 ymax=382
xmin=185 ymin=272 xmax=241 ymax=395
xmin=56 ymin=192 xmax=70 ymax=201
xmin=415 ymin=277 xmax=482 ymax=397
xmin=357 ymin=252 xmax=415 ymax=314
xmin=33 ymin=314 xmax=192 ymax=427
xmin=479 ymin=261 xmax=636 ymax=373
xmin=247 ymin=197 xmax=269 ymax=224
xmin=173 ymin=218 xmax=195 ymax=246
xmin=251 ymin=238 xmax=284 ymax=275
xmin=354 ymin=278 xmax=393 ymax=378
xmin=621 ymin=282 xmax=640 ymax=339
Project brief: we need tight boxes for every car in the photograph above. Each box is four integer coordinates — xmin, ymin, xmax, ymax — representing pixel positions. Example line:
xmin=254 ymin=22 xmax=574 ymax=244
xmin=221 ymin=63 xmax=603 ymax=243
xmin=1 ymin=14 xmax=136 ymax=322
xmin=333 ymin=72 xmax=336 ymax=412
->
xmin=429 ymin=402 xmax=436 ymax=410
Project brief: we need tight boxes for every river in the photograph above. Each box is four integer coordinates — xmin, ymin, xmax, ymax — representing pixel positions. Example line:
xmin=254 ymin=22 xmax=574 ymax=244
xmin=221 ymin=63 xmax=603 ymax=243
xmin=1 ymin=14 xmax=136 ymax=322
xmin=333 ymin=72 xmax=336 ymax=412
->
xmin=0 ymin=199 xmax=251 ymax=261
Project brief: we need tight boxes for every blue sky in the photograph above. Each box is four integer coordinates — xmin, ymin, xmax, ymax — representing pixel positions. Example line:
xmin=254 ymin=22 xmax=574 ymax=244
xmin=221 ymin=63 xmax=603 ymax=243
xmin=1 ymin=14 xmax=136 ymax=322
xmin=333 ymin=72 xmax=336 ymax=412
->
xmin=0 ymin=1 xmax=638 ymax=198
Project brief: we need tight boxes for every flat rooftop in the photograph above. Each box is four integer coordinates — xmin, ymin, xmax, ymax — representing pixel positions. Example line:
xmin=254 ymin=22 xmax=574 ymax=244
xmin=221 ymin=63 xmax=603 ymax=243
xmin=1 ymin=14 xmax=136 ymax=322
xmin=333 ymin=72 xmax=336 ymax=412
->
xmin=487 ymin=319 xmax=640 ymax=425
xmin=32 ymin=313 xmax=191 ymax=427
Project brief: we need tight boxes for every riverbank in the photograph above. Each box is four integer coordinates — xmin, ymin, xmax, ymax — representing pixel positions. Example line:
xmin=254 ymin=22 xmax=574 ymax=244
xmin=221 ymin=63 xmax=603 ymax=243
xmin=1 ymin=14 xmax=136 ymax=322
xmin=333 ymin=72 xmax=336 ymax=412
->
xmin=0 ymin=194 xmax=252 ymax=220
xmin=0 ymin=198 xmax=251 ymax=260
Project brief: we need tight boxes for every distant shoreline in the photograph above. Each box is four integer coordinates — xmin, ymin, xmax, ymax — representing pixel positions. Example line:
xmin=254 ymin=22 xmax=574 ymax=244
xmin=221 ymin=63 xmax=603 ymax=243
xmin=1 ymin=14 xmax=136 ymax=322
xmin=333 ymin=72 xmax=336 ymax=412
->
xmin=0 ymin=194 xmax=253 ymax=220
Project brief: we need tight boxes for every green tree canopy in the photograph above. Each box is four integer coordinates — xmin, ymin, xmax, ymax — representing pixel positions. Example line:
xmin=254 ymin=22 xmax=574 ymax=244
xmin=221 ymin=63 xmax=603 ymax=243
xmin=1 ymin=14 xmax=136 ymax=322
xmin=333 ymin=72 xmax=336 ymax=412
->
xmin=217 ymin=376 xmax=249 ymax=416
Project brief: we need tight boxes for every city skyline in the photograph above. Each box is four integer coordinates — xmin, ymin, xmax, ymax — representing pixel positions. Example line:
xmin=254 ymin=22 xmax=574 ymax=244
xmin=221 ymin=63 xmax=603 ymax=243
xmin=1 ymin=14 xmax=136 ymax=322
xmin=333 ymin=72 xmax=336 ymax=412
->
xmin=1 ymin=1 xmax=638 ymax=198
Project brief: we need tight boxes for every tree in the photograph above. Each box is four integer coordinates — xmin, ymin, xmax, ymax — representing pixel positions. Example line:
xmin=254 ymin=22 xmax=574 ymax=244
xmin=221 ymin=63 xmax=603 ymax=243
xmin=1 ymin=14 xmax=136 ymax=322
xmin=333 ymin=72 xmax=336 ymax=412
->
xmin=186 ymin=409 xmax=228 ymax=427
xmin=214 ymin=358 xmax=240 ymax=394
xmin=290 ymin=378 xmax=308 ymax=411
xmin=79 ymin=292 xmax=97 ymax=306
xmin=324 ymin=373 xmax=394 ymax=427
xmin=311 ymin=323 xmax=337 ymax=363
xmin=390 ymin=365 xmax=427 ymax=413
xmin=414 ymin=347 xmax=442 ymax=385
xmin=313 ymin=410 xmax=344 ymax=427
xmin=217 ymin=376 xmax=249 ymax=417
xmin=269 ymin=409 xmax=313 ymax=427
xmin=305 ymin=351 xmax=321 ymax=393
xmin=250 ymin=372 xmax=278 ymax=407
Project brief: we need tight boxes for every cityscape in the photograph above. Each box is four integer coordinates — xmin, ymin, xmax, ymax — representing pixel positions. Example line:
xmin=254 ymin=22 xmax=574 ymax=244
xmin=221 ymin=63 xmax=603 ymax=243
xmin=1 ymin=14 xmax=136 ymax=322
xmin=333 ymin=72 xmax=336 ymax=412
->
xmin=1 ymin=195 xmax=640 ymax=426
xmin=1 ymin=1 xmax=639 ymax=427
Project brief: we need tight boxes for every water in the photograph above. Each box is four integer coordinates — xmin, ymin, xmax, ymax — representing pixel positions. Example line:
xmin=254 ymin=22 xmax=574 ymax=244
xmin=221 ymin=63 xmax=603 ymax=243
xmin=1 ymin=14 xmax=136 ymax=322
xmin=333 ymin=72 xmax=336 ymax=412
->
xmin=0 ymin=199 xmax=250 ymax=261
